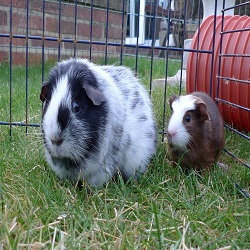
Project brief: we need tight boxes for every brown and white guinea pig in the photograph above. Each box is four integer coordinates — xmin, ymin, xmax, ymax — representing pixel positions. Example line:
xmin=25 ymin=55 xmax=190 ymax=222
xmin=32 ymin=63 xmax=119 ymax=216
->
xmin=166 ymin=91 xmax=225 ymax=171
xmin=40 ymin=58 xmax=157 ymax=187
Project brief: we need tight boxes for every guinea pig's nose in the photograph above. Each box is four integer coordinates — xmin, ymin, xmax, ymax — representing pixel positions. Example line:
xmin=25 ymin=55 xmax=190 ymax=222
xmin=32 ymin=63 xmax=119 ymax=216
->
xmin=51 ymin=138 xmax=64 ymax=146
xmin=167 ymin=131 xmax=176 ymax=138
xmin=167 ymin=131 xmax=176 ymax=144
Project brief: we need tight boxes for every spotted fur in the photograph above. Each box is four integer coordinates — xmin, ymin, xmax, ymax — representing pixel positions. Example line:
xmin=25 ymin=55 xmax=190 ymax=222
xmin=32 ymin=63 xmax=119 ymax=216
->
xmin=40 ymin=58 xmax=157 ymax=186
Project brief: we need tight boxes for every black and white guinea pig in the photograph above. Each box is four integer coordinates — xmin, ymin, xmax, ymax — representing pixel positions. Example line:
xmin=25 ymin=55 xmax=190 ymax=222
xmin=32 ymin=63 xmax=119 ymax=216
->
xmin=40 ymin=58 xmax=157 ymax=187
xmin=167 ymin=91 xmax=225 ymax=170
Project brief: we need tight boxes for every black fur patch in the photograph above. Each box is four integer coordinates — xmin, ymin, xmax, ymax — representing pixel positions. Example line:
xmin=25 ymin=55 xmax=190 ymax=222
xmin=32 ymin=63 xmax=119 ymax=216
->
xmin=124 ymin=135 xmax=132 ymax=149
xmin=138 ymin=114 xmax=148 ymax=122
xmin=68 ymin=60 xmax=108 ymax=157
xmin=112 ymin=124 xmax=124 ymax=138
xmin=51 ymin=157 xmax=79 ymax=170
xmin=131 ymin=90 xmax=140 ymax=109
xmin=146 ymin=130 xmax=155 ymax=139
xmin=121 ymin=88 xmax=130 ymax=98
xmin=43 ymin=59 xmax=108 ymax=164
xmin=112 ymin=144 xmax=120 ymax=155
xmin=58 ymin=104 xmax=70 ymax=130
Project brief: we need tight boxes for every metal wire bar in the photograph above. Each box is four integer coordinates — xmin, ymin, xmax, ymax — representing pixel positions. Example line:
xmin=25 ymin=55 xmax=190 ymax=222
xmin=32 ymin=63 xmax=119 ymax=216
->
xmin=219 ymin=53 xmax=250 ymax=57
xmin=216 ymin=76 xmax=250 ymax=85
xmin=42 ymin=0 xmax=45 ymax=83
xmin=9 ymin=0 xmax=13 ymax=138
xmin=135 ymin=1 xmax=141 ymax=74
xmin=216 ymin=98 xmax=250 ymax=112
xmin=119 ymin=0 xmax=126 ymax=66
xmin=224 ymin=124 xmax=250 ymax=141
xmin=0 ymin=122 xmax=40 ymax=127
xmin=73 ymin=0 xmax=78 ymax=57
xmin=216 ymin=1 xmax=226 ymax=102
xmin=222 ymin=0 xmax=250 ymax=12
xmin=177 ymin=0 xmax=187 ymax=94
xmin=58 ymin=0 xmax=62 ymax=61
xmin=25 ymin=0 xmax=29 ymax=134
xmin=147 ymin=0 xmax=157 ymax=84
xmin=0 ymin=33 xmax=213 ymax=54
xmin=104 ymin=0 xmax=110 ymax=65
xmin=89 ymin=0 xmax=94 ymax=61
xmin=221 ymin=27 xmax=250 ymax=35
xmin=223 ymin=148 xmax=250 ymax=170
xmin=209 ymin=0 xmax=219 ymax=97
xmin=160 ymin=0 xmax=173 ymax=142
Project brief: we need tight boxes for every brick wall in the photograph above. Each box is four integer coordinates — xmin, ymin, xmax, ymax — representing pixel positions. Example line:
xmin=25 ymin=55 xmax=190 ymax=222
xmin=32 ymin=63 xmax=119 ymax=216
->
xmin=0 ymin=0 xmax=126 ymax=65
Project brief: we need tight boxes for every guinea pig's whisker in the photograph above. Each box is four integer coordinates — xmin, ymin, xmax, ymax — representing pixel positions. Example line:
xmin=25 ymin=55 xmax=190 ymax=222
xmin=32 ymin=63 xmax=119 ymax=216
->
xmin=187 ymin=141 xmax=196 ymax=154
xmin=73 ymin=143 xmax=97 ymax=160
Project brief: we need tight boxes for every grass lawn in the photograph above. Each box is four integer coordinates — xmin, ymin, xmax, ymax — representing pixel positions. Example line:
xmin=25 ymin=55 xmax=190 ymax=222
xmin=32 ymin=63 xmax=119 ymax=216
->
xmin=0 ymin=56 xmax=249 ymax=249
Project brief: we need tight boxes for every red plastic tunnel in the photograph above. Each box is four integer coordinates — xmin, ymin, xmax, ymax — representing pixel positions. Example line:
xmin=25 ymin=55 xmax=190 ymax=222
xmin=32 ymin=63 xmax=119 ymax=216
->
xmin=187 ymin=15 xmax=250 ymax=132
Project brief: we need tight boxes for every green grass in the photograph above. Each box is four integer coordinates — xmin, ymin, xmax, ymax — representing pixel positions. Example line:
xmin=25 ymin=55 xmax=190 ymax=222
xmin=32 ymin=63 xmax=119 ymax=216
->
xmin=0 ymin=56 xmax=249 ymax=249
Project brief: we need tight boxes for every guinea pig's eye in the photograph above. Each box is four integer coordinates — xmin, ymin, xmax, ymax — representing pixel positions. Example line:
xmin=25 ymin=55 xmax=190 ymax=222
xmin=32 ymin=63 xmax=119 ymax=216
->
xmin=73 ymin=101 xmax=80 ymax=112
xmin=185 ymin=114 xmax=191 ymax=123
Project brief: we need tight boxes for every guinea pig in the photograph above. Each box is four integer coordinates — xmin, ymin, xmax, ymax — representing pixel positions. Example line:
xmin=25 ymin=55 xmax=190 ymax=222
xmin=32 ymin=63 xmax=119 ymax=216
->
xmin=167 ymin=91 xmax=225 ymax=171
xmin=40 ymin=58 xmax=157 ymax=187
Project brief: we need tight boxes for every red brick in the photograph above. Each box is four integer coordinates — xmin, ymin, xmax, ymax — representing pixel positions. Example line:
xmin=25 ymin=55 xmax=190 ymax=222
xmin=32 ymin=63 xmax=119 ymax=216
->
xmin=29 ymin=15 xmax=43 ymax=30
xmin=0 ymin=0 xmax=10 ymax=6
xmin=108 ymin=27 xmax=122 ymax=40
xmin=29 ymin=29 xmax=43 ymax=36
xmin=77 ymin=22 xmax=90 ymax=37
xmin=0 ymin=37 xmax=9 ymax=45
xmin=63 ymin=41 xmax=76 ymax=50
xmin=45 ymin=2 xmax=59 ymax=15
xmin=29 ymin=52 xmax=42 ymax=65
xmin=108 ymin=45 xmax=118 ymax=53
xmin=0 ymin=10 xmax=8 ymax=26
xmin=44 ymin=39 xmax=58 ymax=49
xmin=12 ymin=12 xmax=27 ymax=29
xmin=108 ymin=12 xmax=122 ymax=26
xmin=0 ymin=51 xmax=9 ymax=62
xmin=12 ymin=51 xmax=26 ymax=65
xmin=12 ymin=37 xmax=26 ymax=46
xmin=31 ymin=39 xmax=43 ymax=47
xmin=12 ymin=0 xmax=26 ymax=8
xmin=62 ymin=4 xmax=75 ymax=18
xmin=77 ymin=6 xmax=91 ymax=21
xmin=76 ymin=43 xmax=90 ymax=52
xmin=30 ymin=0 xmax=43 ymax=12
xmin=92 ymin=24 xmax=103 ymax=39
xmin=92 ymin=44 xmax=105 ymax=52
xmin=0 ymin=2 xmax=125 ymax=65
xmin=93 ymin=9 xmax=106 ymax=24
xmin=61 ymin=19 xmax=75 ymax=35
xmin=46 ymin=17 xmax=58 ymax=33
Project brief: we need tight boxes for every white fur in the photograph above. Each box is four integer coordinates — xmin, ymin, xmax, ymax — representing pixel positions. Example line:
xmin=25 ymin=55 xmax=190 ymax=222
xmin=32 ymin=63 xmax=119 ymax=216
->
xmin=43 ymin=75 xmax=72 ymax=158
xmin=42 ymin=58 xmax=157 ymax=186
xmin=167 ymin=95 xmax=196 ymax=150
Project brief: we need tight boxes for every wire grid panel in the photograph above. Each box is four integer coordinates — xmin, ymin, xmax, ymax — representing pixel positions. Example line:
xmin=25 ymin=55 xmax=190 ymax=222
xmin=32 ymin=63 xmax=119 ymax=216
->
xmin=0 ymin=0 xmax=249 ymax=170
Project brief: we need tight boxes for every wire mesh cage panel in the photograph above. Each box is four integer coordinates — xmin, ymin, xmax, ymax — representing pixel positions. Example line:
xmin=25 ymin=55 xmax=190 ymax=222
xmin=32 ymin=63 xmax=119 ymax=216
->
xmin=0 ymin=0 xmax=249 ymax=172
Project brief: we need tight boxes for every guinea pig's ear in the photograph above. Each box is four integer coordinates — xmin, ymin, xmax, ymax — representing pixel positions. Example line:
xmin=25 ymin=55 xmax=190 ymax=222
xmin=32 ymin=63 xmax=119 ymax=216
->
xmin=169 ymin=94 xmax=178 ymax=110
xmin=40 ymin=82 xmax=48 ymax=103
xmin=196 ymin=101 xmax=210 ymax=121
xmin=83 ymin=84 xmax=105 ymax=106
